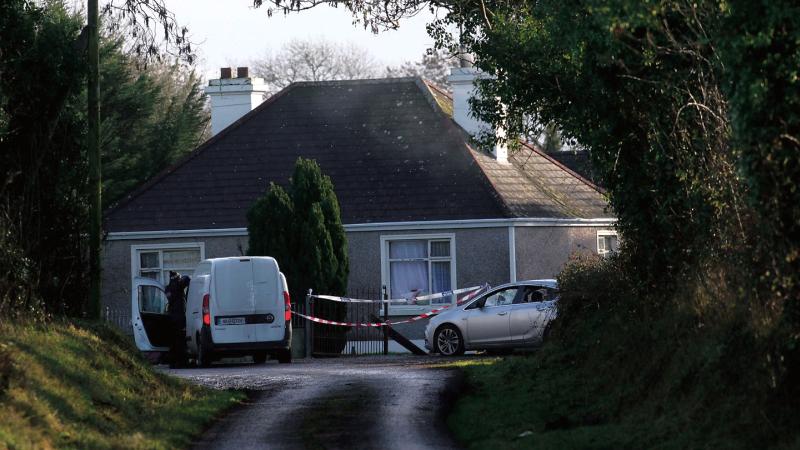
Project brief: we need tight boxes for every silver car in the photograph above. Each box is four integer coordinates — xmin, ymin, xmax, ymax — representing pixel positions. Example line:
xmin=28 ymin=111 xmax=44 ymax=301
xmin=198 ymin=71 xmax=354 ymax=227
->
xmin=424 ymin=280 xmax=559 ymax=356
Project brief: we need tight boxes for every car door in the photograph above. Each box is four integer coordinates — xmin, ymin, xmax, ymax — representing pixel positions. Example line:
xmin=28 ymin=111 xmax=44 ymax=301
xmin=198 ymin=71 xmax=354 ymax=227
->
xmin=466 ymin=287 xmax=520 ymax=345
xmin=510 ymin=286 xmax=558 ymax=343
xmin=131 ymin=277 xmax=171 ymax=352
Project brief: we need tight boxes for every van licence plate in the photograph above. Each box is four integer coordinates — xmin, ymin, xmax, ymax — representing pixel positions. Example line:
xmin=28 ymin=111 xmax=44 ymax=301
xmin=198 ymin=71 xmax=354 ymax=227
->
xmin=218 ymin=317 xmax=245 ymax=325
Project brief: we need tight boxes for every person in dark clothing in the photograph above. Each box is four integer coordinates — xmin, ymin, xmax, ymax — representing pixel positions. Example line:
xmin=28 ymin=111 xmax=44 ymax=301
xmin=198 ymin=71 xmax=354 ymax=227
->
xmin=165 ymin=271 xmax=191 ymax=368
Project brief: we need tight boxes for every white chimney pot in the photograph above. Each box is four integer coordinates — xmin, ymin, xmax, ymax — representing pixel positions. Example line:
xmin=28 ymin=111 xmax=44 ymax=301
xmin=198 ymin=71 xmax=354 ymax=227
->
xmin=205 ymin=68 xmax=268 ymax=136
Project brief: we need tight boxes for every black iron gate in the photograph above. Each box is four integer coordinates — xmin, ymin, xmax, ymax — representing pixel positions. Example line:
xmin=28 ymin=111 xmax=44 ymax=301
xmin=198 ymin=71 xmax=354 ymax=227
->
xmin=306 ymin=287 xmax=388 ymax=356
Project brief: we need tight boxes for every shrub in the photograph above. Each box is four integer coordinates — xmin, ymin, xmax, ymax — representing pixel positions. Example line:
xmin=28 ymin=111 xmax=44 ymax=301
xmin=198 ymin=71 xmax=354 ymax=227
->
xmin=554 ymin=252 xmax=632 ymax=337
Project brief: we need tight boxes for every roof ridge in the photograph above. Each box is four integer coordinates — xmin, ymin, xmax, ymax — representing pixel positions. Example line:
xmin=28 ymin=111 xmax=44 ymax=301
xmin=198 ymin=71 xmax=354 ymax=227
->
xmin=414 ymin=78 xmax=513 ymax=218
xmin=424 ymin=80 xmax=453 ymax=100
xmin=518 ymin=141 xmax=606 ymax=195
xmin=420 ymin=78 xmax=606 ymax=196
xmin=506 ymin=148 xmax=586 ymax=217
xmin=418 ymin=78 xmax=604 ymax=217
xmin=461 ymin=144 xmax=518 ymax=217
xmin=102 ymin=83 xmax=299 ymax=221
xmin=290 ymin=77 xmax=419 ymax=87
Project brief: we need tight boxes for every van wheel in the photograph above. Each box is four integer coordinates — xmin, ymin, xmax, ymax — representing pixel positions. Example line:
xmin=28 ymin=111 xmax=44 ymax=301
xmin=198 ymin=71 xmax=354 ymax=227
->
xmin=276 ymin=349 xmax=292 ymax=364
xmin=197 ymin=333 xmax=212 ymax=368
xmin=252 ymin=352 xmax=267 ymax=364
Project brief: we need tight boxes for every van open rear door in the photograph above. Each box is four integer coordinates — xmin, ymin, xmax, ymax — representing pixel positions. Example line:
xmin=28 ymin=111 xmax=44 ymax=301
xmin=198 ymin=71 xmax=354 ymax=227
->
xmin=131 ymin=277 xmax=171 ymax=352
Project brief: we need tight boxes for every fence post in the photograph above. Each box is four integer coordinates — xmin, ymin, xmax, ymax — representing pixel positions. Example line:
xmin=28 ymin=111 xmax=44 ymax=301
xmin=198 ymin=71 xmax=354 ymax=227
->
xmin=382 ymin=285 xmax=389 ymax=355
xmin=305 ymin=289 xmax=313 ymax=359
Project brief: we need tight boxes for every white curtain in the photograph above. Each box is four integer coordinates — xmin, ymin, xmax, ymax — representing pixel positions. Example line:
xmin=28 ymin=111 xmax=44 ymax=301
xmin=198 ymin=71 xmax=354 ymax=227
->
xmin=430 ymin=261 xmax=452 ymax=304
xmin=390 ymin=240 xmax=428 ymax=300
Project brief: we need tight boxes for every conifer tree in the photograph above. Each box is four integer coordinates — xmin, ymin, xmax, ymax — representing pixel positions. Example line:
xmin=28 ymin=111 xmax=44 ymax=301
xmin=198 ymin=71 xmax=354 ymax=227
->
xmin=247 ymin=158 xmax=350 ymax=354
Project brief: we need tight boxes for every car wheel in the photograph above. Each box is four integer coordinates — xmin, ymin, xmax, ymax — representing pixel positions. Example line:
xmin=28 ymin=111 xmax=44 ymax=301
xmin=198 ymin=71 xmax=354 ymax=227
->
xmin=252 ymin=352 xmax=267 ymax=364
xmin=435 ymin=325 xmax=465 ymax=356
xmin=196 ymin=332 xmax=212 ymax=368
xmin=276 ymin=349 xmax=292 ymax=364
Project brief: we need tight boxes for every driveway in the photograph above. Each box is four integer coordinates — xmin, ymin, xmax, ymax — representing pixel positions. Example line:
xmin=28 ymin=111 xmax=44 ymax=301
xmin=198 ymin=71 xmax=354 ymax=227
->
xmin=164 ymin=355 xmax=470 ymax=449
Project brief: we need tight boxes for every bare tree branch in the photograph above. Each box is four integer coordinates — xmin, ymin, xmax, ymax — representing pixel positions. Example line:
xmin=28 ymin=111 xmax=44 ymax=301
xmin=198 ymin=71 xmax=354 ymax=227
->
xmin=102 ymin=0 xmax=196 ymax=65
xmin=252 ymin=0 xmax=431 ymax=33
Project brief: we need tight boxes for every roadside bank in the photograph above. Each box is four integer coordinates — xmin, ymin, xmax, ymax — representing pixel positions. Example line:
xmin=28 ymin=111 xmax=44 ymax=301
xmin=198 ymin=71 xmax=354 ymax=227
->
xmin=0 ymin=321 xmax=243 ymax=449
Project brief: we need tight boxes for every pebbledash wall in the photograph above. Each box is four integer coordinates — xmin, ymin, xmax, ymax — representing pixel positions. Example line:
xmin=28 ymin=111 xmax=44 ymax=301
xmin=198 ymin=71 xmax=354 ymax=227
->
xmin=101 ymin=218 xmax=615 ymax=333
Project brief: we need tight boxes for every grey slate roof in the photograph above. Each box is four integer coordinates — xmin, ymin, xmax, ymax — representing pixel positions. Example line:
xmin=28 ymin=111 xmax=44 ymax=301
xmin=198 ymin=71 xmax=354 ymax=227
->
xmin=425 ymin=82 xmax=610 ymax=219
xmin=104 ymin=77 xmax=610 ymax=233
xmin=545 ymin=150 xmax=602 ymax=187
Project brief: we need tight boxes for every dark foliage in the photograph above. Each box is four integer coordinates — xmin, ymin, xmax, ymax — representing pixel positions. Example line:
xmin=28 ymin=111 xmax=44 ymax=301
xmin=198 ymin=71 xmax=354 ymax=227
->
xmin=99 ymin=38 xmax=209 ymax=207
xmin=0 ymin=0 xmax=88 ymax=318
xmin=247 ymin=158 xmax=350 ymax=303
xmin=0 ymin=0 xmax=208 ymax=319
xmin=247 ymin=158 xmax=350 ymax=352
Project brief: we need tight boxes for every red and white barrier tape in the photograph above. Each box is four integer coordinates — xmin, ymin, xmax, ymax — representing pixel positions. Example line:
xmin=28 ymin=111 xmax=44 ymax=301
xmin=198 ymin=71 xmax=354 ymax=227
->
xmin=292 ymin=303 xmax=452 ymax=327
xmin=310 ymin=285 xmax=486 ymax=304
xmin=292 ymin=311 xmax=385 ymax=327
xmin=294 ymin=284 xmax=492 ymax=327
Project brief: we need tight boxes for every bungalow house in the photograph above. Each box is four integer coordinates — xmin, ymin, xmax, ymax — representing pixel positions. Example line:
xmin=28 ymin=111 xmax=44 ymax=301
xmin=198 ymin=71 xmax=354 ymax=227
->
xmin=101 ymin=65 xmax=616 ymax=334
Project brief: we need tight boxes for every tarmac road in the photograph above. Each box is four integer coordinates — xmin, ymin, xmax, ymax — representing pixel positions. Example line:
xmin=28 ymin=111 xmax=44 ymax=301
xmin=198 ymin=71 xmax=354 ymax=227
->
xmin=164 ymin=355 xmax=469 ymax=450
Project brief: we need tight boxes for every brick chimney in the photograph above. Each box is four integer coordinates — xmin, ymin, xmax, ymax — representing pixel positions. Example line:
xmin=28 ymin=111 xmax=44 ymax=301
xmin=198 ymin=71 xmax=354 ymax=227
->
xmin=447 ymin=59 xmax=508 ymax=164
xmin=205 ymin=67 xmax=268 ymax=136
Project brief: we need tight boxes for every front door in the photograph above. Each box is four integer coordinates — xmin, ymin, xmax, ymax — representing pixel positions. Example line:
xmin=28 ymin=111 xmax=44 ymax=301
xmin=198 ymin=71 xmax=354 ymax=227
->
xmin=466 ymin=287 xmax=519 ymax=345
xmin=131 ymin=277 xmax=171 ymax=351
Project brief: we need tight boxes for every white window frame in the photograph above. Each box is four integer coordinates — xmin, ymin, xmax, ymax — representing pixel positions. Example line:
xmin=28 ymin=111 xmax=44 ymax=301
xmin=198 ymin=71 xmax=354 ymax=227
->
xmin=380 ymin=233 xmax=456 ymax=316
xmin=130 ymin=242 xmax=206 ymax=289
xmin=596 ymin=230 xmax=619 ymax=256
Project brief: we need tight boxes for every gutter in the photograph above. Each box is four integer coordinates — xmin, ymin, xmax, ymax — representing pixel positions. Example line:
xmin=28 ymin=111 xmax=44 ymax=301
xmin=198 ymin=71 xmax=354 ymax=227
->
xmin=105 ymin=217 xmax=617 ymax=241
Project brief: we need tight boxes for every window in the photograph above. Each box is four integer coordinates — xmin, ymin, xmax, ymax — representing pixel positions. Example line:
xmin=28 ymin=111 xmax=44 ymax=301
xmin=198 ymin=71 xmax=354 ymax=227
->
xmin=518 ymin=286 xmax=558 ymax=303
xmin=137 ymin=248 xmax=202 ymax=284
xmin=597 ymin=230 xmax=619 ymax=256
xmin=483 ymin=287 xmax=519 ymax=307
xmin=132 ymin=243 xmax=204 ymax=315
xmin=138 ymin=285 xmax=168 ymax=314
xmin=382 ymin=235 xmax=456 ymax=305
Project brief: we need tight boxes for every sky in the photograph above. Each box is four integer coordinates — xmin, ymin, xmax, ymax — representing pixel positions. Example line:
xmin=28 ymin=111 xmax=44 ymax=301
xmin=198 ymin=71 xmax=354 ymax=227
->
xmin=161 ymin=0 xmax=438 ymax=81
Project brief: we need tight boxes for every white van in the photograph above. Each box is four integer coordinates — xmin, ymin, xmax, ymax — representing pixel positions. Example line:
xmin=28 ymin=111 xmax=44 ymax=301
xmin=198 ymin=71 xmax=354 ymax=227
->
xmin=132 ymin=256 xmax=292 ymax=366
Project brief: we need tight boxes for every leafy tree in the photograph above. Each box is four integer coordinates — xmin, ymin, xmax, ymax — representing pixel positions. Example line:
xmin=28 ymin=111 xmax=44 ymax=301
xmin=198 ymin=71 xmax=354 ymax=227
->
xmin=247 ymin=158 xmax=349 ymax=353
xmin=251 ymin=38 xmax=379 ymax=94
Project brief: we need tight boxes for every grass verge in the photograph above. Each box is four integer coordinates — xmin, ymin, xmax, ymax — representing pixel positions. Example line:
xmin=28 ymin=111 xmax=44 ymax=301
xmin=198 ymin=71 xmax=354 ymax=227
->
xmin=0 ymin=321 xmax=244 ymax=449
